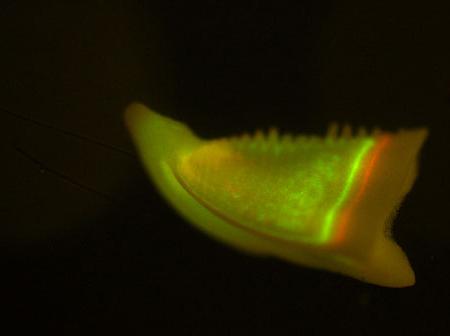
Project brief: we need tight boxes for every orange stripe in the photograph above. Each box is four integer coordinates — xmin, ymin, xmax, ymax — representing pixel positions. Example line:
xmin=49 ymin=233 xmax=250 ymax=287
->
xmin=334 ymin=135 xmax=391 ymax=243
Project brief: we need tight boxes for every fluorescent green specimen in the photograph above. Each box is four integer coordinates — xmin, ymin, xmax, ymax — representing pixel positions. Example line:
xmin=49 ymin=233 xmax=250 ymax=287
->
xmin=125 ymin=103 xmax=428 ymax=288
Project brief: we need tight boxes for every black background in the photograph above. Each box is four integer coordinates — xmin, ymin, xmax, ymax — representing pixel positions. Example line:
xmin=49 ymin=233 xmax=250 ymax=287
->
xmin=1 ymin=1 xmax=450 ymax=334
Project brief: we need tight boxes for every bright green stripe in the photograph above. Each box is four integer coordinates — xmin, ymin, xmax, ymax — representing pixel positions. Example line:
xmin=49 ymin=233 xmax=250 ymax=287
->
xmin=319 ymin=139 xmax=375 ymax=243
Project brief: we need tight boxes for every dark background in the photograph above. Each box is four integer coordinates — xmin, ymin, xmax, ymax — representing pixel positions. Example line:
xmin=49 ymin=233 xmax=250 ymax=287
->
xmin=1 ymin=1 xmax=449 ymax=334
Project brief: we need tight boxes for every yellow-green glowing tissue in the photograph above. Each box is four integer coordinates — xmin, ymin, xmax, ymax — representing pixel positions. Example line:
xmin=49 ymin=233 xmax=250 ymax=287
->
xmin=125 ymin=103 xmax=428 ymax=287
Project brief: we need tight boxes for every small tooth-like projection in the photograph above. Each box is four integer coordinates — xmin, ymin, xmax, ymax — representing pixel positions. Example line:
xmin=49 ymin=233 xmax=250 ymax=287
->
xmin=267 ymin=127 xmax=279 ymax=142
xmin=281 ymin=133 xmax=294 ymax=144
xmin=254 ymin=129 xmax=264 ymax=141
xmin=125 ymin=103 xmax=428 ymax=288
xmin=241 ymin=133 xmax=251 ymax=142
xmin=327 ymin=122 xmax=339 ymax=138
xmin=232 ymin=132 xmax=251 ymax=150
xmin=248 ymin=129 xmax=264 ymax=151
xmin=372 ymin=127 xmax=381 ymax=136
xmin=357 ymin=126 xmax=368 ymax=137
xmin=341 ymin=124 xmax=352 ymax=138
xmin=278 ymin=133 xmax=295 ymax=152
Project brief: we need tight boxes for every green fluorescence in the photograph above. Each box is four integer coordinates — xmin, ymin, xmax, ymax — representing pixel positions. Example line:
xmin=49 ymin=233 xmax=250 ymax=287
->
xmin=125 ymin=103 xmax=428 ymax=288
xmin=320 ymin=139 xmax=375 ymax=243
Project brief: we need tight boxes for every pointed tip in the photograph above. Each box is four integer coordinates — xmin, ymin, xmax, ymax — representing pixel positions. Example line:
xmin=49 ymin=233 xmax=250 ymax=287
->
xmin=366 ymin=239 xmax=416 ymax=288
xmin=124 ymin=102 xmax=201 ymax=162
xmin=124 ymin=102 xmax=151 ymax=130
